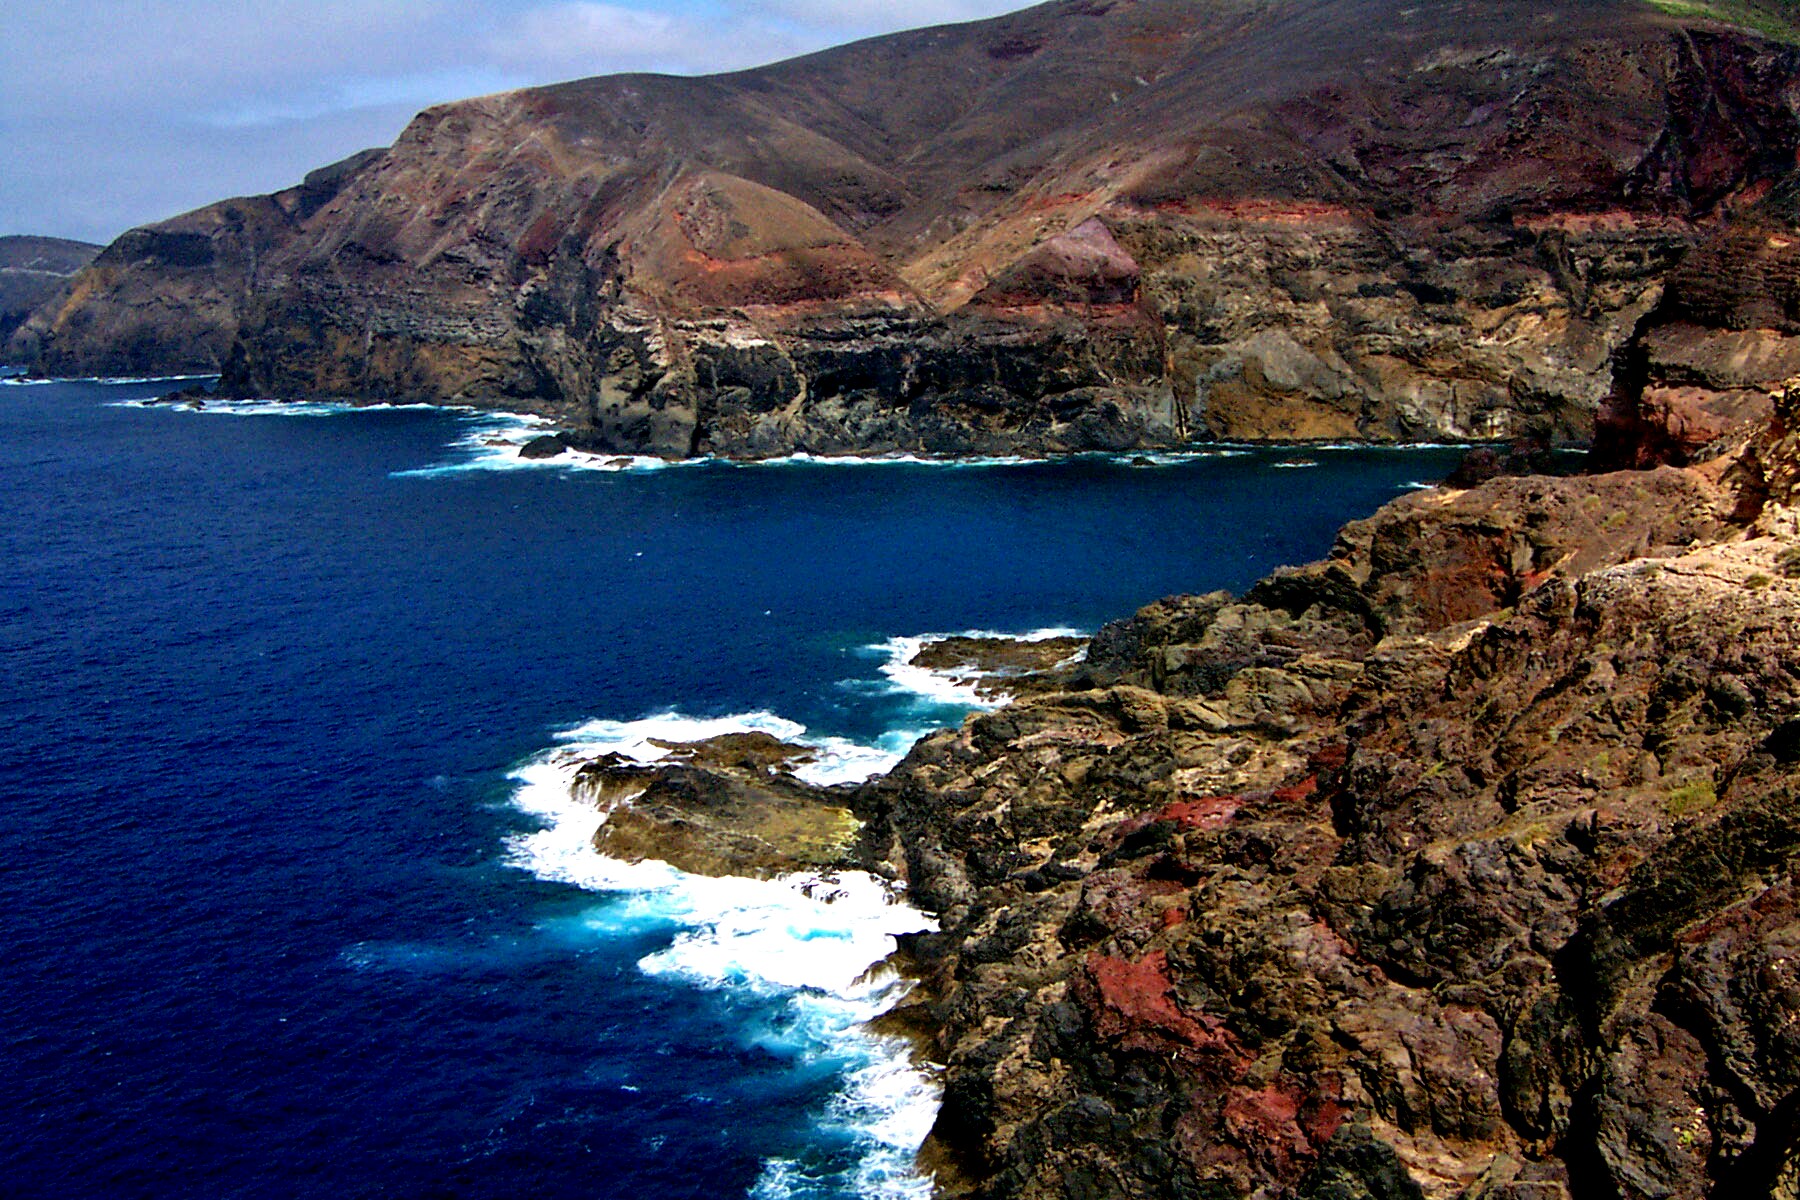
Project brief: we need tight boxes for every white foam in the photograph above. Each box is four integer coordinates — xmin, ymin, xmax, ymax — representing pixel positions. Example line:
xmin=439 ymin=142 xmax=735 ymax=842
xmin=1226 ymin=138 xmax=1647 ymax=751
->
xmin=16 ymin=372 xmax=221 ymax=386
xmin=107 ymin=395 xmax=452 ymax=417
xmin=390 ymin=412 xmax=703 ymax=477
xmin=539 ymin=710 xmax=915 ymax=787
xmin=504 ymin=710 xmax=942 ymax=1197
xmin=1309 ymin=440 xmax=1475 ymax=451
xmin=871 ymin=627 xmax=1089 ymax=710
xmin=742 ymin=447 xmax=1250 ymax=470
xmin=406 ymin=442 xmax=1260 ymax=476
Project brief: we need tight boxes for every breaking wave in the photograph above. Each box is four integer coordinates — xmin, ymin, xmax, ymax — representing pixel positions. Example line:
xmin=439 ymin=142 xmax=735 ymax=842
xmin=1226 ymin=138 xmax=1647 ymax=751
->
xmin=504 ymin=711 xmax=941 ymax=1199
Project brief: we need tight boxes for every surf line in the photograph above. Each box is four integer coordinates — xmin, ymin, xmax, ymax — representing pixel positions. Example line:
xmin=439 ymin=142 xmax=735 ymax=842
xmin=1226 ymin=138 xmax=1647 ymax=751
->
xmin=504 ymin=712 xmax=938 ymax=1199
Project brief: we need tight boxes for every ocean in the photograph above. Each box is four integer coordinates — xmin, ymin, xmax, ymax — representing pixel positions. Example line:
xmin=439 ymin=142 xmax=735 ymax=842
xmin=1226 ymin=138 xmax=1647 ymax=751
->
xmin=0 ymin=377 xmax=1468 ymax=1199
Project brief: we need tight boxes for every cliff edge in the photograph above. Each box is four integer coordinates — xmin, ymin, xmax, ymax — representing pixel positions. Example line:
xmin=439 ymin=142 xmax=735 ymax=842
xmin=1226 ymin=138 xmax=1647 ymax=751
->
xmin=18 ymin=0 xmax=1800 ymax=455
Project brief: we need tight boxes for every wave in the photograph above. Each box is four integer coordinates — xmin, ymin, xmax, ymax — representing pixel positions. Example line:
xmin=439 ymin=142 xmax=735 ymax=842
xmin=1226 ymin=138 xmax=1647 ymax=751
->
xmin=401 ymin=437 xmax=1260 ymax=477
xmin=391 ymin=415 xmax=700 ymax=477
xmin=3 ymin=372 xmax=220 ymax=387
xmin=867 ymin=627 xmax=1088 ymax=711
xmin=504 ymin=711 xmax=941 ymax=1199
xmin=728 ymin=448 xmax=1252 ymax=470
xmin=112 ymin=396 xmax=477 ymax=419
xmin=1306 ymin=440 xmax=1475 ymax=452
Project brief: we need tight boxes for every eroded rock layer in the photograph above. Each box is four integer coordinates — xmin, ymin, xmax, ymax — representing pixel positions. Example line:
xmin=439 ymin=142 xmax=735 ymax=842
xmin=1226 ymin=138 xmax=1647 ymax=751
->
xmin=19 ymin=0 xmax=1800 ymax=452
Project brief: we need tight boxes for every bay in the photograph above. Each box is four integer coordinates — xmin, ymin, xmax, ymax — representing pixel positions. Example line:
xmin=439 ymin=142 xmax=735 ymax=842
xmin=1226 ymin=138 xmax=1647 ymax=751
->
xmin=0 ymin=378 xmax=1465 ymax=1199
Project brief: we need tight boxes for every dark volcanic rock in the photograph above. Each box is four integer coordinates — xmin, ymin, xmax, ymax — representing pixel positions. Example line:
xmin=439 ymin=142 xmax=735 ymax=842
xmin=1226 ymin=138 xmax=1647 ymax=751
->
xmin=571 ymin=733 xmax=861 ymax=879
xmin=21 ymin=2 xmax=1800 ymax=452
xmin=836 ymin=407 xmax=1800 ymax=1197
xmin=517 ymin=434 xmax=568 ymax=460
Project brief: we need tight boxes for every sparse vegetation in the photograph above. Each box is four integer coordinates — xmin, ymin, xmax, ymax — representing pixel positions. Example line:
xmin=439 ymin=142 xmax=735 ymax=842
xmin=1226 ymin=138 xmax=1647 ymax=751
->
xmin=1664 ymin=777 xmax=1719 ymax=817
xmin=1642 ymin=0 xmax=1800 ymax=43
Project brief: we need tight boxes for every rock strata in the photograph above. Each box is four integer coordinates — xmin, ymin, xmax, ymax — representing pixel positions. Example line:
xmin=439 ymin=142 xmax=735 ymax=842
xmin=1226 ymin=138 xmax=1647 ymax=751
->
xmin=18 ymin=1 xmax=1800 ymax=453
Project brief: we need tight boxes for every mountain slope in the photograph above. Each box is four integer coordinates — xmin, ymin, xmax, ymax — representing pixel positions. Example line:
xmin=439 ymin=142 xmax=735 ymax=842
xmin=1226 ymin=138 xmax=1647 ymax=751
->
xmin=16 ymin=0 xmax=1800 ymax=454
xmin=0 ymin=237 xmax=102 ymax=353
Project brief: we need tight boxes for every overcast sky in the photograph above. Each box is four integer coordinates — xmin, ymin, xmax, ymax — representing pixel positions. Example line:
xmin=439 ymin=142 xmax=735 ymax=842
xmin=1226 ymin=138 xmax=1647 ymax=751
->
xmin=1 ymin=0 xmax=1035 ymax=245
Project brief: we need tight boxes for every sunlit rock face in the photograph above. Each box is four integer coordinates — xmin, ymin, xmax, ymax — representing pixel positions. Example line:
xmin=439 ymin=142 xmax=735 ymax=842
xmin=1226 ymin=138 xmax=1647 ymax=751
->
xmin=18 ymin=0 xmax=1800 ymax=454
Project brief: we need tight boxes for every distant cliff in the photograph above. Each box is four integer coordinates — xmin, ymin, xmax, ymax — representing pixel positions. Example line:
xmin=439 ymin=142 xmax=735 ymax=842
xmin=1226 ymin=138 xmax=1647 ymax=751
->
xmin=0 ymin=237 xmax=101 ymax=353
xmin=16 ymin=0 xmax=1800 ymax=454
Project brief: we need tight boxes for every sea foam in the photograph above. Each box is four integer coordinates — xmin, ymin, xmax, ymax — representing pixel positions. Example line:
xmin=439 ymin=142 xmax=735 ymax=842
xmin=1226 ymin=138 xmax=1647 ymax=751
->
xmin=109 ymin=395 xmax=447 ymax=417
xmin=406 ymin=437 xmax=1258 ymax=477
xmin=505 ymin=711 xmax=941 ymax=1199
xmin=869 ymin=627 xmax=1088 ymax=710
xmin=3 ymin=372 xmax=219 ymax=387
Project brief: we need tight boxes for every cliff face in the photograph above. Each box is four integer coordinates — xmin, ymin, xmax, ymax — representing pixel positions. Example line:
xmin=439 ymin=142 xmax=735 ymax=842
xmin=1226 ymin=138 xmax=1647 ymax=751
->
xmin=854 ymin=449 xmax=1796 ymax=1199
xmin=9 ymin=150 xmax=384 ymax=379
xmin=17 ymin=0 xmax=1800 ymax=452
xmin=817 ymin=194 xmax=1800 ymax=1196
xmin=1595 ymin=161 xmax=1800 ymax=473
xmin=0 ymin=237 xmax=101 ymax=354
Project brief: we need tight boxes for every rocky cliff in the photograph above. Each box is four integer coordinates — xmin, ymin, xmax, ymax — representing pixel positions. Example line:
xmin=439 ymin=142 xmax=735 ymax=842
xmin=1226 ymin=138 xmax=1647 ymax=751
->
xmin=547 ymin=214 xmax=1800 ymax=1198
xmin=17 ymin=0 xmax=1800 ymax=454
xmin=0 ymin=236 xmax=101 ymax=354
xmin=566 ymin=395 xmax=1800 ymax=1197
xmin=829 ymin=220 xmax=1800 ymax=1195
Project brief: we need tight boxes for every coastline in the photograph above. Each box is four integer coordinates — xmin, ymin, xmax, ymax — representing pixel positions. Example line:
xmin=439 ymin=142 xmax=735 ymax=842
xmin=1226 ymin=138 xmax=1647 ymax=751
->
xmin=497 ymin=629 xmax=1107 ymax=1198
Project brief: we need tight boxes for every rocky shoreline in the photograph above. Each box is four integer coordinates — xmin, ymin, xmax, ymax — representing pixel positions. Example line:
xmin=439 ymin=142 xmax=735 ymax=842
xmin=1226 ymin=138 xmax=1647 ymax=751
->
xmin=549 ymin=372 xmax=1800 ymax=1199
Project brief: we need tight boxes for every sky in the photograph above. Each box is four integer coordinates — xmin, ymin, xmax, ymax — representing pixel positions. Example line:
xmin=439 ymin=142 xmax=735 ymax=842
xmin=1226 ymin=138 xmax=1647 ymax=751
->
xmin=1 ymin=0 xmax=1036 ymax=245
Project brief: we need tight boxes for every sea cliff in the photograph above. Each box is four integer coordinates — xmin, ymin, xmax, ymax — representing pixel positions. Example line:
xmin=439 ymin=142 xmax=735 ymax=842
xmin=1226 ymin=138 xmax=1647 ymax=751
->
xmin=551 ymin=221 xmax=1800 ymax=1194
xmin=16 ymin=0 xmax=1800 ymax=456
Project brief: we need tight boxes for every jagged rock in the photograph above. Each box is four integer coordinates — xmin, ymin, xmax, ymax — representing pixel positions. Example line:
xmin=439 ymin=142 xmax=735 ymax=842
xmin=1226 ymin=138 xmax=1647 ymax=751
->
xmin=571 ymin=733 xmax=860 ymax=878
xmin=835 ymin=394 xmax=1800 ymax=1196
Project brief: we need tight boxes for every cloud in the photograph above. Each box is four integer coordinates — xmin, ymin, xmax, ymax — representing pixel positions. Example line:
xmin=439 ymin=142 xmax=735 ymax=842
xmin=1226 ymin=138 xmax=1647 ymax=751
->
xmin=747 ymin=0 xmax=1037 ymax=33
xmin=486 ymin=2 xmax=809 ymax=75
xmin=0 ymin=0 xmax=1037 ymax=243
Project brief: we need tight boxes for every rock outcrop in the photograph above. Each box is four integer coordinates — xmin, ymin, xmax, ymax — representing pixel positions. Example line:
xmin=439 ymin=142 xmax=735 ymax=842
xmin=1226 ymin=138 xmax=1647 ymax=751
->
xmin=548 ymin=381 xmax=1800 ymax=1196
xmin=814 ymin=116 xmax=1800 ymax=1199
xmin=0 ymin=236 xmax=101 ymax=353
xmin=853 ymin=449 xmax=1796 ymax=1199
xmin=18 ymin=0 xmax=1800 ymax=453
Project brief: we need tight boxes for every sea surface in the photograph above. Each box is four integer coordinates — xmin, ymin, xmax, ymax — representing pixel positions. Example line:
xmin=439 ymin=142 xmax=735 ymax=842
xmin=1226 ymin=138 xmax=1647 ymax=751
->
xmin=0 ymin=377 xmax=1469 ymax=1199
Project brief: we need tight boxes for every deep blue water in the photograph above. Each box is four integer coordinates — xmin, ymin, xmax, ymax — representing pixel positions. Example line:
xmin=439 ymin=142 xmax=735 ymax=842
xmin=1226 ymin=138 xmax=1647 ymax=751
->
xmin=0 ymin=379 xmax=1467 ymax=1199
